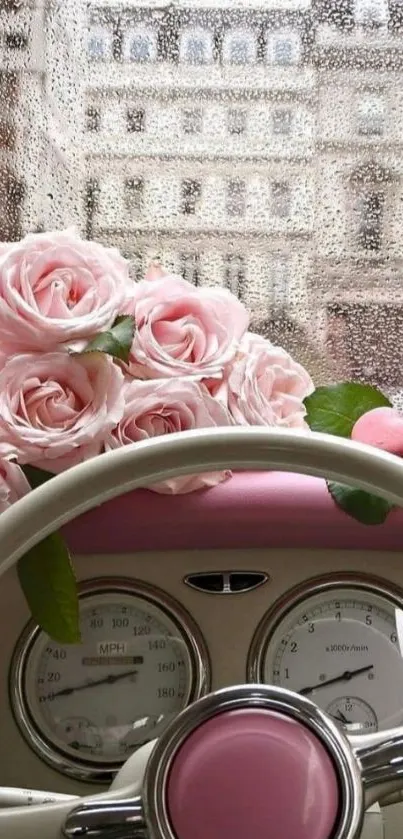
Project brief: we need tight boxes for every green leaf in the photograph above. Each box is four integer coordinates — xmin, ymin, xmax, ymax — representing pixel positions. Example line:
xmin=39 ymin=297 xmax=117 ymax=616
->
xmin=82 ymin=315 xmax=135 ymax=363
xmin=304 ymin=382 xmax=391 ymax=438
xmin=22 ymin=464 xmax=54 ymax=489
xmin=304 ymin=383 xmax=393 ymax=525
xmin=327 ymin=481 xmax=393 ymax=526
xmin=17 ymin=464 xmax=80 ymax=642
xmin=18 ymin=532 xmax=81 ymax=644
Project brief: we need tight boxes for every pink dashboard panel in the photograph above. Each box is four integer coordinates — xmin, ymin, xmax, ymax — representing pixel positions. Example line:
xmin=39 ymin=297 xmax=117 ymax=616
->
xmin=63 ymin=472 xmax=403 ymax=554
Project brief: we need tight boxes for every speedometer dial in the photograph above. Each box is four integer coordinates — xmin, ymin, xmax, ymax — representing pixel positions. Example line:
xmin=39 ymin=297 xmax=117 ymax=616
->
xmin=11 ymin=578 xmax=209 ymax=781
xmin=248 ymin=575 xmax=403 ymax=735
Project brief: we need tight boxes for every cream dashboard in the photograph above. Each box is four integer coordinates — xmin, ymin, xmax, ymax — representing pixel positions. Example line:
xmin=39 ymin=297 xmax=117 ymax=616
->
xmin=2 ymin=543 xmax=403 ymax=838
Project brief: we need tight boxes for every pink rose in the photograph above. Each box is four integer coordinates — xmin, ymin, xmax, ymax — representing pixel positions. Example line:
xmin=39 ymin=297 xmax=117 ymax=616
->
xmin=124 ymin=272 xmax=249 ymax=380
xmin=0 ymin=229 xmax=133 ymax=351
xmin=215 ymin=332 xmax=314 ymax=428
xmin=105 ymin=377 xmax=233 ymax=494
xmin=0 ymin=458 xmax=30 ymax=513
xmin=0 ymin=351 xmax=125 ymax=473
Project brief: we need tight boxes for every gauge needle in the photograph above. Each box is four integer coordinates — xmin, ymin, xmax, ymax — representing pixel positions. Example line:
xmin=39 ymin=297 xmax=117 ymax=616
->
xmin=299 ymin=665 xmax=373 ymax=696
xmin=333 ymin=710 xmax=351 ymax=725
xmin=44 ymin=669 xmax=139 ymax=700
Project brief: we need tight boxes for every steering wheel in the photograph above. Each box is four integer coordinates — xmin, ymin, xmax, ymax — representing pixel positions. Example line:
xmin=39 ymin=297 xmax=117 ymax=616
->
xmin=3 ymin=426 xmax=403 ymax=839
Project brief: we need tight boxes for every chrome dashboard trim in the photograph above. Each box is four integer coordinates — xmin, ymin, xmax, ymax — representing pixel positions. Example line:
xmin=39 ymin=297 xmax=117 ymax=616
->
xmin=184 ymin=570 xmax=269 ymax=594
xmin=351 ymin=727 xmax=403 ymax=806
xmin=9 ymin=576 xmax=210 ymax=784
xmin=63 ymin=796 xmax=147 ymax=838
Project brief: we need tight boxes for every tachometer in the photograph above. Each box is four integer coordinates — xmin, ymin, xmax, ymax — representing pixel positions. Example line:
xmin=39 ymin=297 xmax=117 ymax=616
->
xmin=10 ymin=578 xmax=209 ymax=781
xmin=248 ymin=575 xmax=403 ymax=735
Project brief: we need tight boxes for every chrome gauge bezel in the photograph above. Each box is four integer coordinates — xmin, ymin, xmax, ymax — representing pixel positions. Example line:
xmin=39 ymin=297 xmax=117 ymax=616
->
xmin=9 ymin=577 xmax=210 ymax=783
xmin=247 ymin=572 xmax=403 ymax=687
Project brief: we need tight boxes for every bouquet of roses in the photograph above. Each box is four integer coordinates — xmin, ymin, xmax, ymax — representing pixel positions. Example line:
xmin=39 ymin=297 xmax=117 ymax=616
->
xmin=0 ymin=229 xmax=314 ymax=642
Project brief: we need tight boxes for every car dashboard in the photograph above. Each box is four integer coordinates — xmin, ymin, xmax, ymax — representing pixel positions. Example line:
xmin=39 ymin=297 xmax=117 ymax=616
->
xmin=2 ymin=471 xmax=403 ymax=838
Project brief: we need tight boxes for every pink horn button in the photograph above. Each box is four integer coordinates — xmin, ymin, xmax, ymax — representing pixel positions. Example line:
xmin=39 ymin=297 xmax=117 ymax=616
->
xmin=166 ymin=709 xmax=340 ymax=839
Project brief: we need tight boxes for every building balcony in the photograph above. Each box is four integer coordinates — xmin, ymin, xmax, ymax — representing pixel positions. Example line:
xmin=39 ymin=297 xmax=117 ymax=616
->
xmin=87 ymin=61 xmax=316 ymax=96
xmin=91 ymin=216 xmax=314 ymax=239
xmin=317 ymin=137 xmax=403 ymax=150
xmin=84 ymin=134 xmax=314 ymax=161
xmin=310 ymin=255 xmax=403 ymax=300
xmin=316 ymin=23 xmax=403 ymax=51
xmin=91 ymin=0 xmax=311 ymax=9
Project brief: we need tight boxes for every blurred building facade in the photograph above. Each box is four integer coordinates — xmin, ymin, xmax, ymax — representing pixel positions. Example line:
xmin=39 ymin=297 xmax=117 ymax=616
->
xmin=84 ymin=0 xmax=315 ymax=331
xmin=0 ymin=0 xmax=84 ymax=239
xmin=314 ymin=0 xmax=403 ymax=386
xmin=2 ymin=0 xmax=403 ymax=385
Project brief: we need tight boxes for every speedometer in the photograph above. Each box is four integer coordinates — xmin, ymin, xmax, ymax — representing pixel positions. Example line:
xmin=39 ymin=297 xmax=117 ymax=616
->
xmin=248 ymin=575 xmax=403 ymax=735
xmin=10 ymin=578 xmax=209 ymax=781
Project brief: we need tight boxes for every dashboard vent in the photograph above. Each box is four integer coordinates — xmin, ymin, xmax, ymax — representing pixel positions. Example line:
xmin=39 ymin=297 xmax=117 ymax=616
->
xmin=184 ymin=571 xmax=268 ymax=594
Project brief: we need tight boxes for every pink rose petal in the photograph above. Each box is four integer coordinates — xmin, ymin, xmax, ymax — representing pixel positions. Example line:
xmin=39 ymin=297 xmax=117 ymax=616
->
xmin=0 ymin=458 xmax=30 ymax=513
xmin=0 ymin=229 xmax=133 ymax=351
xmin=0 ymin=351 xmax=125 ymax=473
xmin=215 ymin=332 xmax=314 ymax=429
xmin=125 ymin=270 xmax=249 ymax=380
xmin=105 ymin=377 xmax=233 ymax=494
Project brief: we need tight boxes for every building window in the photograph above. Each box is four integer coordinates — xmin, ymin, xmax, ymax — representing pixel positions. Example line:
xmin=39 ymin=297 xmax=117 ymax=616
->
xmin=124 ymin=178 xmax=144 ymax=213
xmin=354 ymin=0 xmax=389 ymax=27
xmin=0 ymin=1 xmax=24 ymax=9
xmin=272 ymin=182 xmax=291 ymax=218
xmin=223 ymin=29 xmax=257 ymax=65
xmin=357 ymin=191 xmax=384 ymax=251
xmin=272 ymin=108 xmax=293 ymax=136
xmin=271 ymin=256 xmax=290 ymax=316
xmin=182 ymin=108 xmax=203 ymax=135
xmin=0 ymin=174 xmax=24 ymax=241
xmin=0 ymin=73 xmax=18 ymax=106
xmin=181 ymin=180 xmax=202 ymax=215
xmin=84 ymin=179 xmax=100 ymax=239
xmin=267 ymin=32 xmax=301 ymax=66
xmin=224 ymin=255 xmax=245 ymax=297
xmin=126 ymin=252 xmax=144 ymax=282
xmin=180 ymin=252 xmax=200 ymax=285
xmin=5 ymin=31 xmax=28 ymax=50
xmin=85 ymin=179 xmax=100 ymax=213
xmin=126 ymin=108 xmax=145 ymax=133
xmin=227 ymin=180 xmax=246 ymax=217
xmin=357 ymin=95 xmax=384 ymax=136
xmin=228 ymin=108 xmax=247 ymax=135
xmin=125 ymin=28 xmax=157 ymax=62
xmin=0 ymin=120 xmax=15 ymax=149
xmin=274 ymin=39 xmax=294 ymax=65
xmin=180 ymin=28 xmax=214 ymax=64
xmin=87 ymin=27 xmax=112 ymax=61
xmin=86 ymin=106 xmax=101 ymax=133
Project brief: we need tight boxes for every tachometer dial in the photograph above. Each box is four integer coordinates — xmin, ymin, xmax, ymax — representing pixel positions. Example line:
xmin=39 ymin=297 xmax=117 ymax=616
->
xmin=11 ymin=578 xmax=209 ymax=781
xmin=248 ymin=575 xmax=403 ymax=735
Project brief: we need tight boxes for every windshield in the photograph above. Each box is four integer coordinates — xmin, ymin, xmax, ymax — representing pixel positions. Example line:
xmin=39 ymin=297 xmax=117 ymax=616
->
xmin=2 ymin=0 xmax=402 ymax=394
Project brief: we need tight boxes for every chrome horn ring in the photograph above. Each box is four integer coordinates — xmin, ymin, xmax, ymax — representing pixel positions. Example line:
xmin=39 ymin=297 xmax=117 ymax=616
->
xmin=64 ymin=684 xmax=364 ymax=839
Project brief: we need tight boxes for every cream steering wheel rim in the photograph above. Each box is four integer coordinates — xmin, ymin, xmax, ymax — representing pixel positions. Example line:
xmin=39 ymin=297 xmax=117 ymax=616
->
xmin=0 ymin=425 xmax=403 ymax=579
xmin=2 ymin=426 xmax=403 ymax=839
